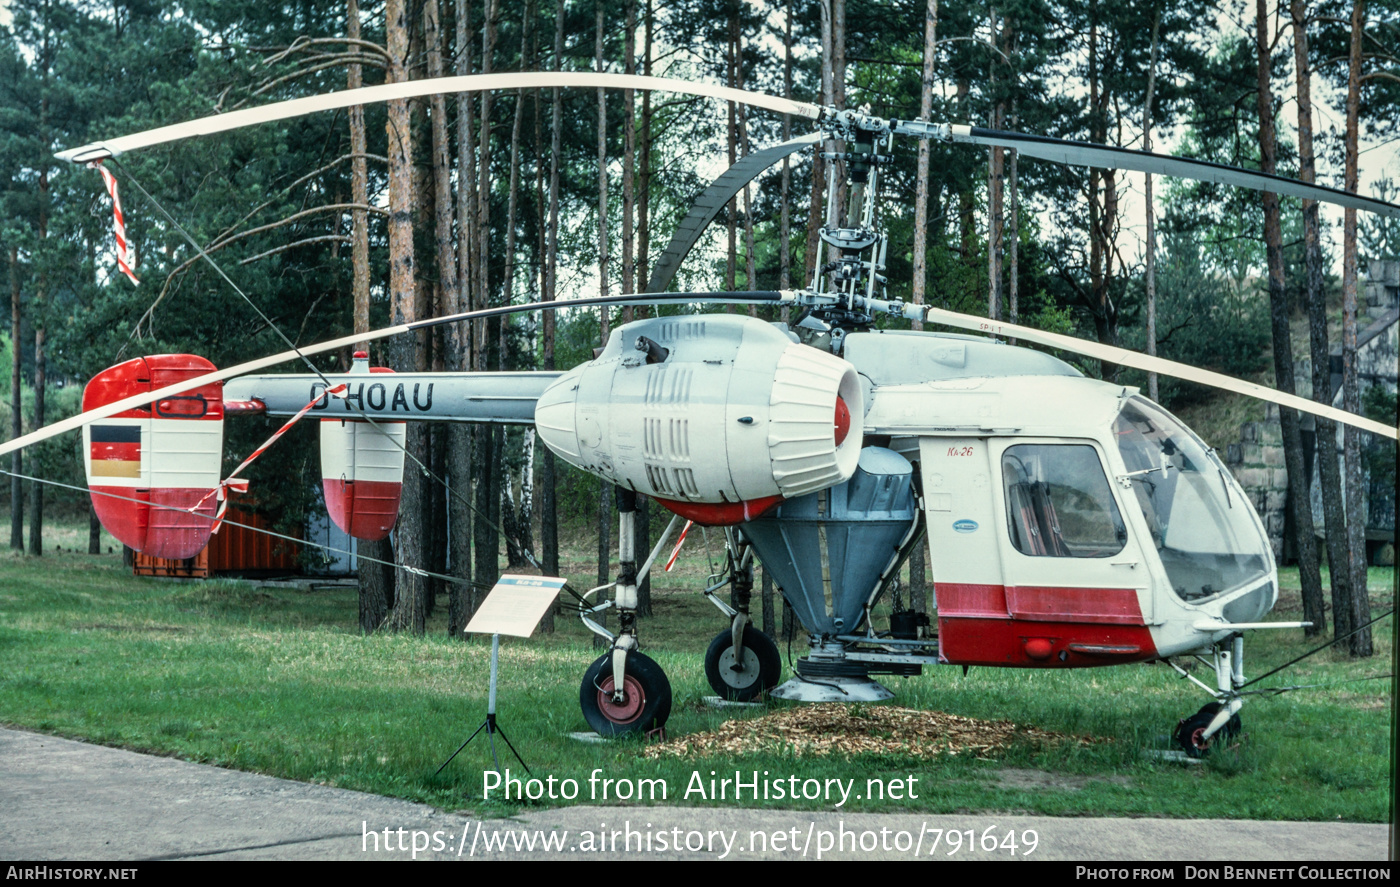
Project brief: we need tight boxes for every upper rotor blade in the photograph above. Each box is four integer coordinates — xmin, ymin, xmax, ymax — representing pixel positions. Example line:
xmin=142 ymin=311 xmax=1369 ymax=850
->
xmin=952 ymin=126 xmax=1400 ymax=218
xmin=646 ymin=133 xmax=822 ymax=294
xmin=56 ymin=73 xmax=821 ymax=163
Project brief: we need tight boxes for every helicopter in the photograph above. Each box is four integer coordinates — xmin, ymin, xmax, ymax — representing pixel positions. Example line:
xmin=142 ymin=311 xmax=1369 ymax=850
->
xmin=10 ymin=71 xmax=1398 ymax=755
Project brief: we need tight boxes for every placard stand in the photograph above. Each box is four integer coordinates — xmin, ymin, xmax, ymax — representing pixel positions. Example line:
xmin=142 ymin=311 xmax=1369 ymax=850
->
xmin=436 ymin=633 xmax=526 ymax=774
xmin=435 ymin=575 xmax=567 ymax=775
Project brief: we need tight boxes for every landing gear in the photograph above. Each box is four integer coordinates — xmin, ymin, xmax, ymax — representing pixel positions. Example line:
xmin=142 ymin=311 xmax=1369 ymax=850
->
xmin=574 ymin=493 xmax=687 ymax=737
xmin=1167 ymin=634 xmax=1246 ymax=758
xmin=705 ymin=625 xmax=781 ymax=701
xmin=1175 ymin=702 xmax=1242 ymax=758
xmin=580 ymin=651 xmax=672 ymax=736
xmin=699 ymin=528 xmax=784 ymax=701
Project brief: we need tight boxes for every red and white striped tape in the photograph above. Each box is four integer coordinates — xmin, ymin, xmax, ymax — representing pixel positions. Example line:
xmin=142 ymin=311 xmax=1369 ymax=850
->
xmin=91 ymin=162 xmax=140 ymax=286
xmin=664 ymin=520 xmax=694 ymax=572
xmin=193 ymin=383 xmax=347 ymax=532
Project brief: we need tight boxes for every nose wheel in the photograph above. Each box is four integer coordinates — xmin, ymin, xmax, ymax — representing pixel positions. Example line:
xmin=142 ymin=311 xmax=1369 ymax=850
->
xmin=704 ymin=625 xmax=782 ymax=701
xmin=1176 ymin=702 xmax=1242 ymax=758
xmin=580 ymin=651 xmax=672 ymax=736
xmin=1167 ymin=636 xmax=1248 ymax=758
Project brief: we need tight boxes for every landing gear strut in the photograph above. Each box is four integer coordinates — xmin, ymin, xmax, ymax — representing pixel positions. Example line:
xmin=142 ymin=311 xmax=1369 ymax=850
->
xmin=575 ymin=494 xmax=683 ymax=737
xmin=701 ymin=529 xmax=782 ymax=701
xmin=1167 ymin=634 xmax=1246 ymax=758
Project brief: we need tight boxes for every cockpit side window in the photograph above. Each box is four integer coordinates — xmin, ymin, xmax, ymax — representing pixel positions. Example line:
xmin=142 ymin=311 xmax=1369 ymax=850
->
xmin=1002 ymin=443 xmax=1126 ymax=558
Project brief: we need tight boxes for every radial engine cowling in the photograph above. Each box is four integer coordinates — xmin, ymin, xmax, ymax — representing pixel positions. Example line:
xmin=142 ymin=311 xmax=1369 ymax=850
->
xmin=534 ymin=314 xmax=863 ymax=525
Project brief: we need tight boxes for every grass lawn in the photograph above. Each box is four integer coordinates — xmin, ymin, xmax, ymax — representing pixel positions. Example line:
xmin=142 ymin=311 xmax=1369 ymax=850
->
xmin=0 ymin=527 xmax=1393 ymax=822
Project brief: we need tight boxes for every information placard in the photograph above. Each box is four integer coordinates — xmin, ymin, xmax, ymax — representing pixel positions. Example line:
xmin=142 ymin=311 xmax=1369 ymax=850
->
xmin=464 ymin=574 xmax=568 ymax=638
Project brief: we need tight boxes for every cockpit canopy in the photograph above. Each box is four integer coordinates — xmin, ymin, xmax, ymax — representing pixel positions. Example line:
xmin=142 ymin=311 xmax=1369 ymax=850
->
xmin=1112 ymin=396 xmax=1272 ymax=603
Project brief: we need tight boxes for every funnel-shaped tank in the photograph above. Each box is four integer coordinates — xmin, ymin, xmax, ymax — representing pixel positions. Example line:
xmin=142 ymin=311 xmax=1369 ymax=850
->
xmin=744 ymin=447 xmax=916 ymax=637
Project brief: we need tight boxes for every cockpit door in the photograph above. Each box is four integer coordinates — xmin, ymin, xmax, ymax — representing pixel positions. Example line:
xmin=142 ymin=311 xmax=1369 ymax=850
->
xmin=922 ymin=436 xmax=1159 ymax=668
xmin=919 ymin=437 xmax=1008 ymax=664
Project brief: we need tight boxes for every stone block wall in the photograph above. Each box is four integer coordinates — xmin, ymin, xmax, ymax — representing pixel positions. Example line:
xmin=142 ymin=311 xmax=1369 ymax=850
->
xmin=1365 ymin=258 xmax=1399 ymax=320
xmin=1224 ymin=402 xmax=1287 ymax=560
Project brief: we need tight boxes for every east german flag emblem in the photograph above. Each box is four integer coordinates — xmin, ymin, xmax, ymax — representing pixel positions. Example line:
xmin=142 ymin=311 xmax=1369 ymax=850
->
xmin=89 ymin=424 xmax=141 ymax=478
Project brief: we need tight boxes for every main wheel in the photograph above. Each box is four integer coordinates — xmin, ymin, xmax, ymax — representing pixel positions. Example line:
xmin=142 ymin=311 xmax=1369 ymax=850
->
xmin=1175 ymin=702 xmax=1242 ymax=758
xmin=580 ymin=651 xmax=672 ymax=737
xmin=704 ymin=626 xmax=782 ymax=701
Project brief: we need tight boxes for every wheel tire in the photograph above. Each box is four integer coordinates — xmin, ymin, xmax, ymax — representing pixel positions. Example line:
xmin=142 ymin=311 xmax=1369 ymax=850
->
xmin=1175 ymin=703 xmax=1242 ymax=758
xmin=579 ymin=651 xmax=672 ymax=737
xmin=704 ymin=626 xmax=782 ymax=702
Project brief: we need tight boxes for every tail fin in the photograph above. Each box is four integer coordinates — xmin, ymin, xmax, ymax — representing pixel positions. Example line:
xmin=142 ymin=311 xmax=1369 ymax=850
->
xmin=83 ymin=355 xmax=224 ymax=559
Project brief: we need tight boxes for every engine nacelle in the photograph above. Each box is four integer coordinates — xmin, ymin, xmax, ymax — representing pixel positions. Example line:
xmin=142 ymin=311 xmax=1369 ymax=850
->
xmin=534 ymin=314 xmax=864 ymax=524
xmin=319 ymin=353 xmax=405 ymax=540
xmin=83 ymin=355 xmax=224 ymax=560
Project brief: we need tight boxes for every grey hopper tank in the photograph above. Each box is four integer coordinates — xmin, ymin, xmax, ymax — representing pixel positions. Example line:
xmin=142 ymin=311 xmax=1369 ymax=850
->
xmin=743 ymin=446 xmax=917 ymax=637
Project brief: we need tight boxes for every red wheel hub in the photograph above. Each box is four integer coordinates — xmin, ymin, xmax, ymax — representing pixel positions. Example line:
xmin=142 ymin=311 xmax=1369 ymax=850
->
xmin=596 ymin=674 xmax=646 ymax=725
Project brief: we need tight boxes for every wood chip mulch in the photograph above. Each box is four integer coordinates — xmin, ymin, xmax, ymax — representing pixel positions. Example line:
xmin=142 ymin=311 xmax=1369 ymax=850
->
xmin=642 ymin=704 xmax=1100 ymax=760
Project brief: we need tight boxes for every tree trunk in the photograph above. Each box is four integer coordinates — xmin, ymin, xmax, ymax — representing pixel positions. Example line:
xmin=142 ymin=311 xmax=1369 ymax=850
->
xmin=594 ymin=0 xmax=611 ymax=646
xmin=473 ymin=0 xmax=502 ymax=618
xmin=447 ymin=0 xmax=475 ymax=638
xmin=9 ymin=246 xmax=22 ymax=551
xmin=637 ymin=0 xmax=654 ymax=304
xmin=910 ymin=0 xmax=937 ymax=328
xmin=987 ymin=8 xmax=1003 ymax=322
xmin=806 ymin=0 xmax=835 ymax=286
xmin=1340 ymin=0 xmax=1371 ymax=657
xmin=779 ymin=0 xmax=793 ymax=306
xmin=761 ymin=565 xmax=775 ymax=637
xmin=736 ymin=12 xmax=756 ymax=312
xmin=1290 ymin=0 xmax=1337 ymax=639
xmin=27 ymin=326 xmax=42 ymax=557
xmin=725 ymin=5 xmax=738 ymax=300
xmin=540 ymin=0 xmax=565 ymax=609
xmin=1256 ymin=0 xmax=1324 ymax=636
xmin=382 ymin=0 xmax=424 ymax=634
xmin=622 ymin=0 xmax=636 ymax=319
xmin=1144 ymin=12 xmax=1159 ymax=401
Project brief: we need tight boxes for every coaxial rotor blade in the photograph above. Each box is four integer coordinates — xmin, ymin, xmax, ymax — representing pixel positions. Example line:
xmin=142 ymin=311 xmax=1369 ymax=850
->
xmin=949 ymin=126 xmax=1400 ymax=218
xmin=55 ymin=73 xmax=821 ymax=163
xmin=646 ymin=133 xmax=822 ymax=294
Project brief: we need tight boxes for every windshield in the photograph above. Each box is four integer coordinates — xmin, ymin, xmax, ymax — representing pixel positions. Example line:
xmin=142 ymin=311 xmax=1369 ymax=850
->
xmin=1113 ymin=397 xmax=1270 ymax=602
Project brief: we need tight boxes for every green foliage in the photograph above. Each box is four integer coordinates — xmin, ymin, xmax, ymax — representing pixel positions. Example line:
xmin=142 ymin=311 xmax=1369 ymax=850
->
xmin=1360 ymin=178 xmax=1399 ymax=262
xmin=1124 ymin=230 xmax=1273 ymax=409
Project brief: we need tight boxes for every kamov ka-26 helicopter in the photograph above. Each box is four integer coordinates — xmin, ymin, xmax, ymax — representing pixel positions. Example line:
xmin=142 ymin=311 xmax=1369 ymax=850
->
xmin=15 ymin=71 xmax=1399 ymax=755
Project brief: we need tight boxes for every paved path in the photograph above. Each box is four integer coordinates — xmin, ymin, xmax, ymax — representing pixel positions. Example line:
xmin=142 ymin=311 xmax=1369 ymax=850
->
xmin=0 ymin=727 xmax=1389 ymax=861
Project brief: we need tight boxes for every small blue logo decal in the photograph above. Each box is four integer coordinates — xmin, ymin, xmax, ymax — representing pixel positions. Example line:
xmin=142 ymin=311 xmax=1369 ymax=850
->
xmin=953 ymin=519 xmax=978 ymax=533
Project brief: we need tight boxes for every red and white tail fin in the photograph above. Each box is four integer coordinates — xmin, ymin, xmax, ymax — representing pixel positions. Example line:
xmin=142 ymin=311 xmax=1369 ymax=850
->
xmin=83 ymin=355 xmax=224 ymax=559
xmin=319 ymin=352 xmax=405 ymax=541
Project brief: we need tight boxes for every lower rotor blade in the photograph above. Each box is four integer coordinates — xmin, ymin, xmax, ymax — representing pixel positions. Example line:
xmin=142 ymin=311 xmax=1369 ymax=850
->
xmin=914 ymin=303 xmax=1397 ymax=440
xmin=0 ymin=291 xmax=792 ymax=458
